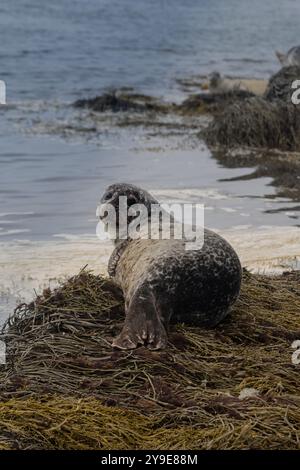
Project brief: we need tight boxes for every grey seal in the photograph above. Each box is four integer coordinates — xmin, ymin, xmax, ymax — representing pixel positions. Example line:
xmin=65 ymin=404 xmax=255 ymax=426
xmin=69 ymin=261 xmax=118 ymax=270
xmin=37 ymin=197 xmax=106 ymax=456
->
xmin=209 ymin=72 xmax=266 ymax=96
xmin=99 ymin=183 xmax=242 ymax=350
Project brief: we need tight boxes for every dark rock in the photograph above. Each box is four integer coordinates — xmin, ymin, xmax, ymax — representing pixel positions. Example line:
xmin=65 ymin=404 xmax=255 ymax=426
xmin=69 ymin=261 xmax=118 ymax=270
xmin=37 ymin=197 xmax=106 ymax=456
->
xmin=74 ymin=91 xmax=167 ymax=113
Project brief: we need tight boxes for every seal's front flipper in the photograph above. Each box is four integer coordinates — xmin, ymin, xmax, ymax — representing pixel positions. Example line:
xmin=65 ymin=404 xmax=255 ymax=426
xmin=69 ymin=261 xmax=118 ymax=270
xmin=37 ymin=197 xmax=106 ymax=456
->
xmin=112 ymin=289 xmax=168 ymax=350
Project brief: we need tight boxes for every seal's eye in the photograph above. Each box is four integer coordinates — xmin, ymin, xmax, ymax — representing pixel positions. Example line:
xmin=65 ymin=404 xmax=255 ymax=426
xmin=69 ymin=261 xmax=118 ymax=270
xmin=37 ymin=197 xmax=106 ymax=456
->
xmin=127 ymin=195 xmax=137 ymax=207
xmin=104 ymin=191 xmax=113 ymax=201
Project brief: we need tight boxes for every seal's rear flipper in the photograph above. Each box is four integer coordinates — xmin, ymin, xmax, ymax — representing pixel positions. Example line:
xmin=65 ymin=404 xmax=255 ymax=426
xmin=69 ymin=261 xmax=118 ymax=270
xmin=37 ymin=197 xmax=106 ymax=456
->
xmin=112 ymin=289 xmax=168 ymax=350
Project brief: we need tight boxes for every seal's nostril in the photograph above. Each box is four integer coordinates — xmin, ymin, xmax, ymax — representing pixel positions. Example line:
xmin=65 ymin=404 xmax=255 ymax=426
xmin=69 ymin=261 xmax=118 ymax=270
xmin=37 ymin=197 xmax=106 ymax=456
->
xmin=99 ymin=210 xmax=107 ymax=220
xmin=96 ymin=203 xmax=109 ymax=220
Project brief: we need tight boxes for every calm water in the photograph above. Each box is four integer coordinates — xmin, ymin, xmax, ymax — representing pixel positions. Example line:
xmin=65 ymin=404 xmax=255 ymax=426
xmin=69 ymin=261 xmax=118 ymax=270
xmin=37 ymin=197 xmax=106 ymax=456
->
xmin=1 ymin=0 xmax=300 ymax=241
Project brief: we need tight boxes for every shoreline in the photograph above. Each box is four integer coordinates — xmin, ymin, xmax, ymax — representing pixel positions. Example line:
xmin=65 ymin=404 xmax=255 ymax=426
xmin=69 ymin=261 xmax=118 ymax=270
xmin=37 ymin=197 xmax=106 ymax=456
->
xmin=1 ymin=225 xmax=299 ymax=324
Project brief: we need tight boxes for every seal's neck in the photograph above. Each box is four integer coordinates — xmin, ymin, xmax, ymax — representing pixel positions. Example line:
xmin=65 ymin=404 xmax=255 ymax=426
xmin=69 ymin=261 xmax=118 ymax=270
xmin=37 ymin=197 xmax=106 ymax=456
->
xmin=108 ymin=238 xmax=131 ymax=277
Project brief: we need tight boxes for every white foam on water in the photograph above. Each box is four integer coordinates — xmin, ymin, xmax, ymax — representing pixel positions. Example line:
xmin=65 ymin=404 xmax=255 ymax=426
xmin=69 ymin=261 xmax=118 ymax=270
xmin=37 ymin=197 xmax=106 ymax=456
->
xmin=229 ymin=225 xmax=253 ymax=230
xmin=0 ymin=229 xmax=31 ymax=236
xmin=0 ymin=237 xmax=112 ymax=325
xmin=0 ymin=212 xmax=35 ymax=218
xmin=153 ymin=188 xmax=229 ymax=202
xmin=221 ymin=207 xmax=237 ymax=213
xmin=53 ymin=233 xmax=96 ymax=241
xmin=285 ymin=212 xmax=297 ymax=217
xmin=221 ymin=226 xmax=300 ymax=274
xmin=0 ymin=225 xmax=299 ymax=325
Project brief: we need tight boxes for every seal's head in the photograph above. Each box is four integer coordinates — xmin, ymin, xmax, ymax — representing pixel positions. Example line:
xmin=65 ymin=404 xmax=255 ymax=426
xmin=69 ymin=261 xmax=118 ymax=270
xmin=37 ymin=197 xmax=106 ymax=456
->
xmin=209 ymin=71 xmax=222 ymax=90
xmin=100 ymin=183 xmax=157 ymax=208
xmin=98 ymin=183 xmax=158 ymax=243
xmin=275 ymin=47 xmax=300 ymax=67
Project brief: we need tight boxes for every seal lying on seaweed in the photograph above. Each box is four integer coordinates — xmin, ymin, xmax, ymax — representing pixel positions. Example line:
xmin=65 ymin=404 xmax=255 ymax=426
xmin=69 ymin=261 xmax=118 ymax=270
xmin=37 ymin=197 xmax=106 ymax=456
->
xmin=99 ymin=183 xmax=242 ymax=350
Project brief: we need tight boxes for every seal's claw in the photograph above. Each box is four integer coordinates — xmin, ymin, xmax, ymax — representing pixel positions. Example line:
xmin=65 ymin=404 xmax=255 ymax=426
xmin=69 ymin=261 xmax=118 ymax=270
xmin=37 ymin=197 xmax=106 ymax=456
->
xmin=113 ymin=314 xmax=167 ymax=350
xmin=147 ymin=330 xmax=167 ymax=350
xmin=112 ymin=328 xmax=141 ymax=350
xmin=141 ymin=329 xmax=147 ymax=340
xmin=112 ymin=335 xmax=136 ymax=350
xmin=145 ymin=319 xmax=167 ymax=350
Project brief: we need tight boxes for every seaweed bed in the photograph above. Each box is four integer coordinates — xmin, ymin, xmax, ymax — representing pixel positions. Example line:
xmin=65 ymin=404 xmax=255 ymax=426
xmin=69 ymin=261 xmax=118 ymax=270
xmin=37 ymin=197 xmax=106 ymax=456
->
xmin=203 ymin=66 xmax=300 ymax=151
xmin=203 ymin=97 xmax=300 ymax=151
xmin=0 ymin=269 xmax=300 ymax=450
xmin=179 ymin=89 xmax=254 ymax=116
xmin=73 ymin=88 xmax=253 ymax=117
xmin=74 ymin=90 xmax=172 ymax=114
xmin=73 ymin=68 xmax=300 ymax=156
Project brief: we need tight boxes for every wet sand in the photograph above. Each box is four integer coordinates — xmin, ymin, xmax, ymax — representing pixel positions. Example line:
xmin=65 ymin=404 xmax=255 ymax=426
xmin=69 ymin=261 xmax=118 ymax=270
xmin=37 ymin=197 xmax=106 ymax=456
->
xmin=217 ymin=78 xmax=268 ymax=96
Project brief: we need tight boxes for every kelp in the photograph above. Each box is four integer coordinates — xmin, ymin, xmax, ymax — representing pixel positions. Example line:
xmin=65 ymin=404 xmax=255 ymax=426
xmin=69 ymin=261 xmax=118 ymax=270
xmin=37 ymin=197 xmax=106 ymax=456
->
xmin=74 ymin=90 xmax=171 ymax=114
xmin=73 ymin=88 xmax=254 ymax=117
xmin=203 ymin=97 xmax=300 ymax=150
xmin=204 ymin=66 xmax=300 ymax=150
xmin=179 ymin=89 xmax=254 ymax=116
xmin=0 ymin=269 xmax=300 ymax=449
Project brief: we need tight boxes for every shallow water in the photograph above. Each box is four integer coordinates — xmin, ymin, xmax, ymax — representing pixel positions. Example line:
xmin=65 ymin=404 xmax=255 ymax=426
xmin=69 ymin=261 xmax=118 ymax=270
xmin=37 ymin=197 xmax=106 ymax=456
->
xmin=1 ymin=0 xmax=300 ymax=240
xmin=1 ymin=108 xmax=299 ymax=241
xmin=2 ymin=0 xmax=300 ymax=102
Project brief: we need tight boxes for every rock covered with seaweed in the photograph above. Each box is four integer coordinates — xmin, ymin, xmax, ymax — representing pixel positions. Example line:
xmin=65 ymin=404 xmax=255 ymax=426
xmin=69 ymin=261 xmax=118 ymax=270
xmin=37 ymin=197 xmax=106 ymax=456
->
xmin=203 ymin=97 xmax=300 ymax=150
xmin=74 ymin=90 xmax=172 ymax=114
xmin=203 ymin=66 xmax=300 ymax=151
xmin=178 ymin=88 xmax=255 ymax=116
xmin=72 ymin=68 xmax=300 ymax=152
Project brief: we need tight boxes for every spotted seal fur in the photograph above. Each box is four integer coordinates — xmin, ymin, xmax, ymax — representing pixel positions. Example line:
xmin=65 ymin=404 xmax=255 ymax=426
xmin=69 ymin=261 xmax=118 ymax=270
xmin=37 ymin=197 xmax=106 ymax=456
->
xmin=99 ymin=183 xmax=242 ymax=350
